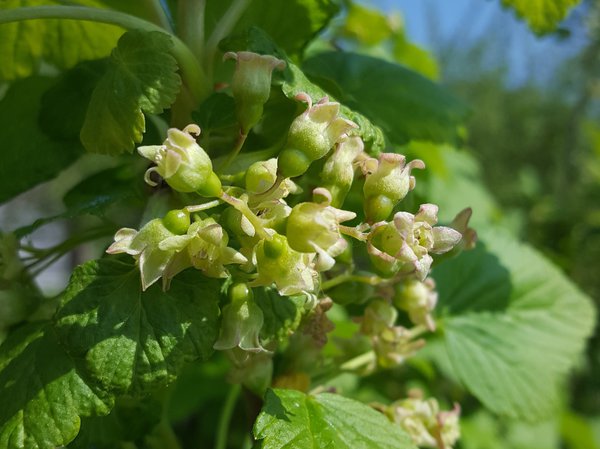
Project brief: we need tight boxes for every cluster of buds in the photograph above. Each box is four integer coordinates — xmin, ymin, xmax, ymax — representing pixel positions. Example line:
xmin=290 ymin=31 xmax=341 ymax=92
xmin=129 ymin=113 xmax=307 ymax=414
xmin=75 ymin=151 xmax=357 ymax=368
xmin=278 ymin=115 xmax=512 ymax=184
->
xmin=360 ymin=299 xmax=426 ymax=368
xmin=105 ymin=51 xmax=474 ymax=400
xmin=383 ymin=391 xmax=461 ymax=449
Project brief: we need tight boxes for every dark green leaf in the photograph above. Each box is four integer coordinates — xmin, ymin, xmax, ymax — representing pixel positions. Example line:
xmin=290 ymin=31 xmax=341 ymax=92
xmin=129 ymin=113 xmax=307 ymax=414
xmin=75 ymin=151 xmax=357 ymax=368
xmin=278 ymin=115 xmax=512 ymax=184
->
xmin=0 ymin=76 xmax=83 ymax=204
xmin=433 ymin=228 xmax=596 ymax=419
xmin=80 ymin=30 xmax=181 ymax=155
xmin=40 ymin=59 xmax=109 ymax=141
xmin=0 ymin=0 xmax=123 ymax=81
xmin=62 ymin=164 xmax=146 ymax=217
xmin=192 ymin=92 xmax=237 ymax=134
xmin=0 ymin=323 xmax=112 ymax=449
xmin=500 ymin=0 xmax=581 ymax=34
xmin=55 ymin=258 xmax=221 ymax=394
xmin=254 ymin=389 xmax=417 ymax=449
xmin=208 ymin=0 xmax=339 ymax=57
xmin=302 ymin=51 xmax=469 ymax=144
xmin=254 ymin=288 xmax=306 ymax=344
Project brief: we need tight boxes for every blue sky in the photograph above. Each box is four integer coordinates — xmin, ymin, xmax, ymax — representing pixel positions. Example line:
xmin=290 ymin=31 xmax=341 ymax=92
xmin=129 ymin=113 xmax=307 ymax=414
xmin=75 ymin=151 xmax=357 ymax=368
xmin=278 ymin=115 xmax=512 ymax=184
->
xmin=369 ymin=0 xmax=589 ymax=86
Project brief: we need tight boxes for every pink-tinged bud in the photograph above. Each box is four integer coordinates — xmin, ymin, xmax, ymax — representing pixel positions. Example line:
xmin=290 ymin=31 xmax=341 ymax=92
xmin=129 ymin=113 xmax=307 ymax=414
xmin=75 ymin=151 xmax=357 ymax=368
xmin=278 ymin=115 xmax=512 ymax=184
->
xmin=385 ymin=392 xmax=461 ymax=449
xmin=394 ymin=278 xmax=438 ymax=331
xmin=363 ymin=153 xmax=425 ymax=222
xmin=320 ymin=136 xmax=365 ymax=207
xmin=367 ymin=204 xmax=462 ymax=279
xmin=224 ymin=51 xmax=286 ymax=134
xmin=278 ymin=94 xmax=357 ymax=178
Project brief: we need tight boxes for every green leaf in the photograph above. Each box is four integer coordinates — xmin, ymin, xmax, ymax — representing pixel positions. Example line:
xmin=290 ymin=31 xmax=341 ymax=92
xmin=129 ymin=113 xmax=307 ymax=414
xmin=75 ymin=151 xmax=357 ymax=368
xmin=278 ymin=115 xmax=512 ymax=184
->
xmin=433 ymin=228 xmax=596 ymax=419
xmin=40 ymin=59 xmax=109 ymax=142
xmin=62 ymin=164 xmax=146 ymax=217
xmin=254 ymin=388 xmax=417 ymax=449
xmin=0 ymin=323 xmax=112 ymax=449
xmin=0 ymin=76 xmax=83 ymax=204
xmin=340 ymin=2 xmax=393 ymax=46
xmin=208 ymin=0 xmax=339 ymax=57
xmin=254 ymin=288 xmax=306 ymax=344
xmin=500 ymin=0 xmax=580 ymax=34
xmin=55 ymin=258 xmax=221 ymax=394
xmin=0 ymin=0 xmax=123 ymax=81
xmin=80 ymin=30 xmax=181 ymax=155
xmin=302 ymin=51 xmax=469 ymax=145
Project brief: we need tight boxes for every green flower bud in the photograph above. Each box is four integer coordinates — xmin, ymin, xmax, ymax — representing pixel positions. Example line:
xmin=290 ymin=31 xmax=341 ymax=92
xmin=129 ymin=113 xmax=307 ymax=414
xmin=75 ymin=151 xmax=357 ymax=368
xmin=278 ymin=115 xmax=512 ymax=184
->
xmin=286 ymin=188 xmax=356 ymax=271
xmin=245 ymin=158 xmax=278 ymax=194
xmin=162 ymin=209 xmax=190 ymax=235
xmin=363 ymin=153 xmax=425 ymax=222
xmin=252 ymin=233 xmax=317 ymax=296
xmin=138 ymin=124 xmax=222 ymax=197
xmin=394 ymin=278 xmax=438 ymax=331
xmin=278 ymin=93 xmax=357 ymax=178
xmin=360 ymin=298 xmax=397 ymax=336
xmin=320 ymin=136 xmax=365 ymax=207
xmin=386 ymin=393 xmax=461 ymax=449
xmin=224 ymin=51 xmax=286 ymax=134
xmin=367 ymin=204 xmax=462 ymax=279
xmin=214 ymin=283 xmax=266 ymax=353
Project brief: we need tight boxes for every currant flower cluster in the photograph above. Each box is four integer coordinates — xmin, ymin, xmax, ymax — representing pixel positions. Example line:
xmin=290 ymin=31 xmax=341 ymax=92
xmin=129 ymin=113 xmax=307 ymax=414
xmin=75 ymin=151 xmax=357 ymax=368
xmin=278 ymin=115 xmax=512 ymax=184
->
xmin=105 ymin=52 xmax=474 ymax=436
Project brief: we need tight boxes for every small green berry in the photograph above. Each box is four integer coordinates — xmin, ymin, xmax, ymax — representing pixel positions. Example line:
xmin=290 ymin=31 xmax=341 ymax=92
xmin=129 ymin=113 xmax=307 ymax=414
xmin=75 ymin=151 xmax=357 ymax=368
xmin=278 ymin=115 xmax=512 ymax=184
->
xmin=162 ymin=209 xmax=190 ymax=235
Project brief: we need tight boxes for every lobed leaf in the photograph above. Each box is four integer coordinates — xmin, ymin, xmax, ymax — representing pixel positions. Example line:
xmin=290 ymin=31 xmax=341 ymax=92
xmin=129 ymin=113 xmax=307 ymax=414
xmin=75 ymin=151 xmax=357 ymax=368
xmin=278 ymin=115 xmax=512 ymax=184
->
xmin=254 ymin=388 xmax=417 ymax=449
xmin=0 ymin=324 xmax=112 ymax=449
xmin=80 ymin=30 xmax=181 ymax=155
xmin=433 ymin=228 xmax=596 ymax=419
xmin=0 ymin=0 xmax=123 ymax=81
xmin=55 ymin=258 xmax=221 ymax=394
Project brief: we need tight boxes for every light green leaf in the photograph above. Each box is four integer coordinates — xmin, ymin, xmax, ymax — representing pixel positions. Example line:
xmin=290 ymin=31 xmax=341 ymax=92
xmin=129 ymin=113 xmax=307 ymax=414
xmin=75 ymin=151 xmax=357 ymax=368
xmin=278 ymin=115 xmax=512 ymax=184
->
xmin=433 ymin=228 xmax=596 ymax=419
xmin=302 ymin=51 xmax=469 ymax=145
xmin=254 ymin=389 xmax=417 ymax=449
xmin=80 ymin=30 xmax=181 ymax=155
xmin=55 ymin=258 xmax=220 ymax=394
xmin=0 ymin=76 xmax=83 ymax=204
xmin=340 ymin=2 xmax=393 ymax=46
xmin=0 ymin=0 xmax=123 ymax=81
xmin=0 ymin=323 xmax=112 ymax=449
xmin=500 ymin=0 xmax=581 ymax=34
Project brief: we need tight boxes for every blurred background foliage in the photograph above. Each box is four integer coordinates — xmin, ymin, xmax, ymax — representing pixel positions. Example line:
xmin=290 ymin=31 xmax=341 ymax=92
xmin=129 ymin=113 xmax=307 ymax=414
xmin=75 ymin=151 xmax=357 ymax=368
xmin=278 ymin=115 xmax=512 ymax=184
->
xmin=313 ymin=0 xmax=600 ymax=447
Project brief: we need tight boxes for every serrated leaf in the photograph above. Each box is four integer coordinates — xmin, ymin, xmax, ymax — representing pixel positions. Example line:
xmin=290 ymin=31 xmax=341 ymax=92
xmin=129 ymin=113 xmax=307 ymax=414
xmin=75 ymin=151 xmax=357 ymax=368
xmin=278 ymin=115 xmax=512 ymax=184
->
xmin=254 ymin=288 xmax=306 ymax=344
xmin=433 ymin=228 xmax=596 ymax=419
xmin=254 ymin=389 xmax=416 ymax=449
xmin=0 ymin=76 xmax=83 ymax=204
xmin=302 ymin=51 xmax=469 ymax=144
xmin=0 ymin=0 xmax=123 ymax=81
xmin=500 ymin=0 xmax=581 ymax=34
xmin=80 ymin=30 xmax=181 ymax=155
xmin=55 ymin=258 xmax=221 ymax=394
xmin=0 ymin=323 xmax=112 ymax=449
